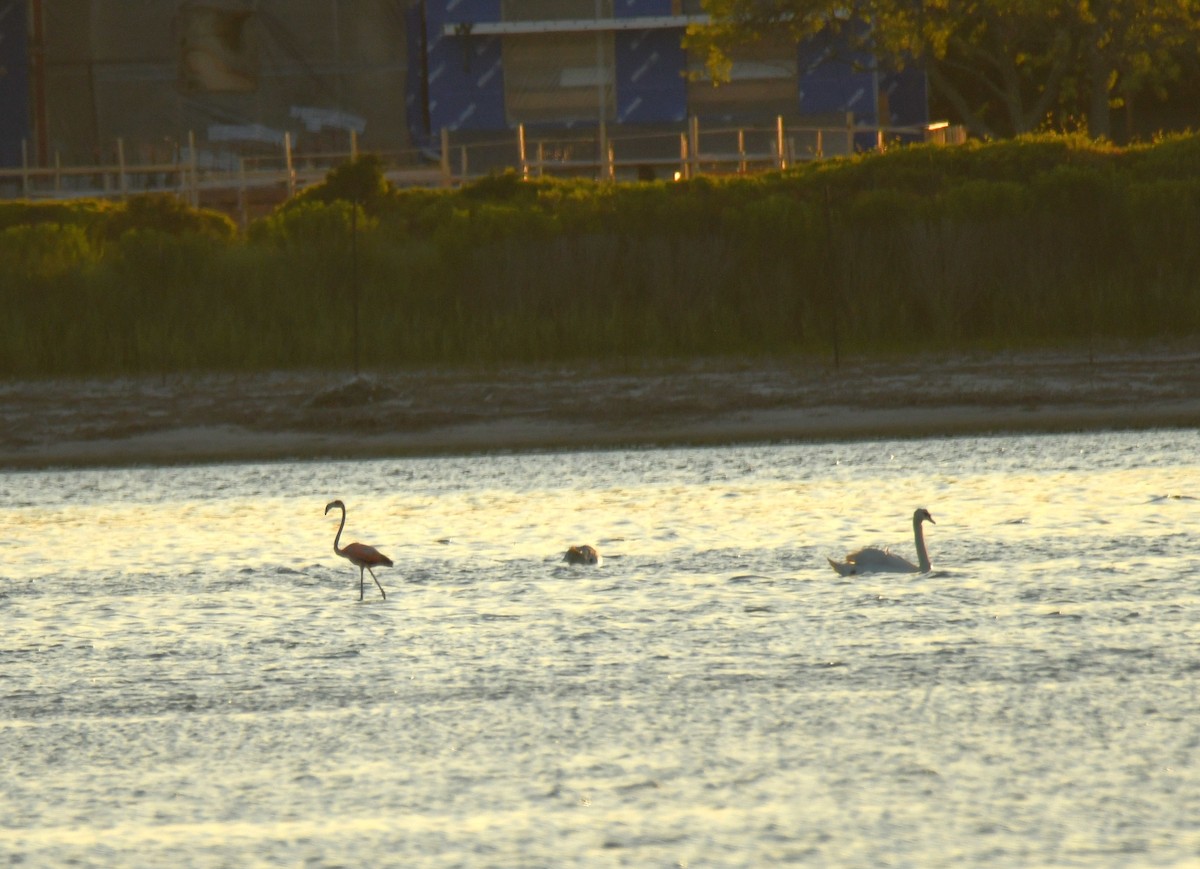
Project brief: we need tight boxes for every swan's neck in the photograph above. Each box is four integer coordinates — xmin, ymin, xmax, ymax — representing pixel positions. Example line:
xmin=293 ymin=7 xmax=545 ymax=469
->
xmin=913 ymin=517 xmax=931 ymax=572
xmin=332 ymin=506 xmax=347 ymax=556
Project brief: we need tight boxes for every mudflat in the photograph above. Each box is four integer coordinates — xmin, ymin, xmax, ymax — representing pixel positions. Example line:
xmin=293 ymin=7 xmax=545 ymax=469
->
xmin=4 ymin=349 xmax=1200 ymax=468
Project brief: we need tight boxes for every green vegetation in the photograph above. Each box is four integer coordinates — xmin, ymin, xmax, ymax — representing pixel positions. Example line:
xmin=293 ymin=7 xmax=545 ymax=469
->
xmin=689 ymin=0 xmax=1200 ymax=140
xmin=4 ymin=135 xmax=1200 ymax=377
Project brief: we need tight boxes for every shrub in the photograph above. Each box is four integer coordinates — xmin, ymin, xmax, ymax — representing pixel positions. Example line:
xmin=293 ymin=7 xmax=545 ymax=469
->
xmin=102 ymin=194 xmax=236 ymax=242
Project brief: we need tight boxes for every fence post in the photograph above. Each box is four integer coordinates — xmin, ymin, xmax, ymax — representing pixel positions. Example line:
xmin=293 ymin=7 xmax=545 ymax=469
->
xmin=537 ymin=141 xmax=545 ymax=178
xmin=439 ymin=127 xmax=451 ymax=184
xmin=679 ymin=132 xmax=688 ymax=180
xmin=815 ymin=128 xmax=823 ymax=159
xmin=117 ymin=138 xmax=127 ymax=198
xmin=237 ymin=156 xmax=247 ymax=230
xmin=597 ymin=119 xmax=608 ymax=182
xmin=284 ymin=131 xmax=295 ymax=197
xmin=688 ymin=115 xmax=699 ymax=179
xmin=518 ymin=123 xmax=528 ymax=180
xmin=776 ymin=115 xmax=786 ymax=170
xmin=187 ymin=130 xmax=198 ymax=206
xmin=738 ymin=129 xmax=746 ymax=174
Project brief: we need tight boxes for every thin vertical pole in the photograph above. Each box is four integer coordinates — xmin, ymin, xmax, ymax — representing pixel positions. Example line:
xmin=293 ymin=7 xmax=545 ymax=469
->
xmin=688 ymin=116 xmax=699 ymax=179
xmin=351 ymin=201 xmax=360 ymax=376
xmin=738 ymin=129 xmax=746 ymax=174
xmin=598 ymin=119 xmax=608 ymax=181
xmin=776 ymin=115 xmax=786 ymax=170
xmin=284 ymin=131 xmax=295 ymax=197
xmin=188 ymin=130 xmax=198 ymax=206
xmin=117 ymin=138 xmax=127 ymax=198
xmin=679 ymin=132 xmax=688 ymax=180
xmin=518 ymin=123 xmax=528 ymax=179
xmin=439 ymin=127 xmax=451 ymax=184
xmin=824 ymin=186 xmax=840 ymax=370
xmin=237 ymin=156 xmax=247 ymax=231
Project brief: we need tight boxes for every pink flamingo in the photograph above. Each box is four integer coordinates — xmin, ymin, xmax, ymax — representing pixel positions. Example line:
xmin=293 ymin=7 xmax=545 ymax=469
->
xmin=325 ymin=499 xmax=392 ymax=600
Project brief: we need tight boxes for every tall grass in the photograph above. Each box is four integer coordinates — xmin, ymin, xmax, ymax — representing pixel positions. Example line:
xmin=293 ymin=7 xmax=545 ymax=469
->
xmin=3 ymin=134 xmax=1200 ymax=377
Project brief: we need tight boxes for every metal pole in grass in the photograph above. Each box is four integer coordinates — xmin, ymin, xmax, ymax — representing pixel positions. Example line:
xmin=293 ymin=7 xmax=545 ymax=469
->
xmin=351 ymin=197 xmax=360 ymax=376
xmin=824 ymin=185 xmax=841 ymax=370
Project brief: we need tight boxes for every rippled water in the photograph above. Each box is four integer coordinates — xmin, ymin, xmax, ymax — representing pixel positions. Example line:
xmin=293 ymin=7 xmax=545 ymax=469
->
xmin=3 ymin=429 xmax=1199 ymax=866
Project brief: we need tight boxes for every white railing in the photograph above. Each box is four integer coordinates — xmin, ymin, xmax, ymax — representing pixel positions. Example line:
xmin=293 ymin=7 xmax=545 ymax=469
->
xmin=0 ymin=117 xmax=965 ymax=214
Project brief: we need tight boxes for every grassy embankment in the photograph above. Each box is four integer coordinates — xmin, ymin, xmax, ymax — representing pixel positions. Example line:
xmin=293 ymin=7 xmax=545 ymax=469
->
xmin=3 ymin=133 xmax=1200 ymax=377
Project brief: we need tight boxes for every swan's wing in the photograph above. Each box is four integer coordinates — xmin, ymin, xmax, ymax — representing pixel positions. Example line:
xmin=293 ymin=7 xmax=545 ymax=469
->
xmin=842 ymin=546 xmax=918 ymax=573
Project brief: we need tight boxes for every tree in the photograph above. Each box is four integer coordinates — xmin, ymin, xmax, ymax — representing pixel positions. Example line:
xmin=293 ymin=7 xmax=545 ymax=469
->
xmin=1067 ymin=0 xmax=1200 ymax=140
xmin=688 ymin=0 xmax=1200 ymax=139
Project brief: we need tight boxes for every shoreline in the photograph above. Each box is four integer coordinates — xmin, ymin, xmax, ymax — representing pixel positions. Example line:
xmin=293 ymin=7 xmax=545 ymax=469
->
xmin=4 ymin=350 xmax=1200 ymax=469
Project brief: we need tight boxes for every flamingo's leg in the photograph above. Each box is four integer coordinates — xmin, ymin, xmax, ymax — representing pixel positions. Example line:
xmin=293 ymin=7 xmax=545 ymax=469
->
xmin=367 ymin=567 xmax=387 ymax=600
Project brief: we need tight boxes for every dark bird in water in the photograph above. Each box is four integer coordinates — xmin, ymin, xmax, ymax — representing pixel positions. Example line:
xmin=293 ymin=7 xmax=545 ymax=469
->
xmin=563 ymin=545 xmax=600 ymax=566
xmin=325 ymin=499 xmax=393 ymax=600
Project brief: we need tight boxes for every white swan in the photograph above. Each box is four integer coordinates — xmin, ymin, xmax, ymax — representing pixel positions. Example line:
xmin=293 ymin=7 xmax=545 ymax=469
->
xmin=828 ymin=508 xmax=935 ymax=576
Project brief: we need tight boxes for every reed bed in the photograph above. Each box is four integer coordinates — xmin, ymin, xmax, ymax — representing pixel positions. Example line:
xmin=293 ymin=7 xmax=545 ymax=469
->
xmin=3 ymin=134 xmax=1200 ymax=376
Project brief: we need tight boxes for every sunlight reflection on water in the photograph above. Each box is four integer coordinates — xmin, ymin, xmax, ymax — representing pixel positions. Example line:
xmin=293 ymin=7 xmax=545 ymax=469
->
xmin=2 ymin=429 xmax=1200 ymax=866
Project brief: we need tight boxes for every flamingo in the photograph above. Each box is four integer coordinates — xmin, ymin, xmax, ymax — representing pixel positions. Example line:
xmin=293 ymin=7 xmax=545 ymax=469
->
xmin=828 ymin=508 xmax=935 ymax=576
xmin=325 ymin=499 xmax=392 ymax=600
xmin=563 ymin=545 xmax=601 ymax=565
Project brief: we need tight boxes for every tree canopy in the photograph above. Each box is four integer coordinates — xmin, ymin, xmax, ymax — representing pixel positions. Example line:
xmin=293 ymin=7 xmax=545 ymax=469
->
xmin=687 ymin=0 xmax=1200 ymax=139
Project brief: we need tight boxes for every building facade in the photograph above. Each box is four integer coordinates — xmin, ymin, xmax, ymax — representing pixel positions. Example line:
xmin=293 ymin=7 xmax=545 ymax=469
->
xmin=0 ymin=1 xmax=927 ymax=171
xmin=406 ymin=1 xmax=928 ymax=148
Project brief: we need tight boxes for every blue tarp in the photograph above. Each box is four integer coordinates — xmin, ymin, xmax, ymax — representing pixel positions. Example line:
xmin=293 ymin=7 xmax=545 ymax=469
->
xmin=406 ymin=2 xmax=928 ymax=137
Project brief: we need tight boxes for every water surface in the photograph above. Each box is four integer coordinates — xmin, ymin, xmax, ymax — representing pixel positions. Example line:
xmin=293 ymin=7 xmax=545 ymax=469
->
xmin=3 ymin=430 xmax=1199 ymax=866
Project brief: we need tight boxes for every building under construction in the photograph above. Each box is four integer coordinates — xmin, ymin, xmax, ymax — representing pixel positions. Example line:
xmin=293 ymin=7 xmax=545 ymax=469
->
xmin=0 ymin=1 xmax=928 ymax=180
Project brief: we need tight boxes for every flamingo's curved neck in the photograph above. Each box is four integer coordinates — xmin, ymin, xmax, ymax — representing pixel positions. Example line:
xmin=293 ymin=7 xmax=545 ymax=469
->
xmin=913 ymin=517 xmax=931 ymax=572
xmin=332 ymin=505 xmax=347 ymax=556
